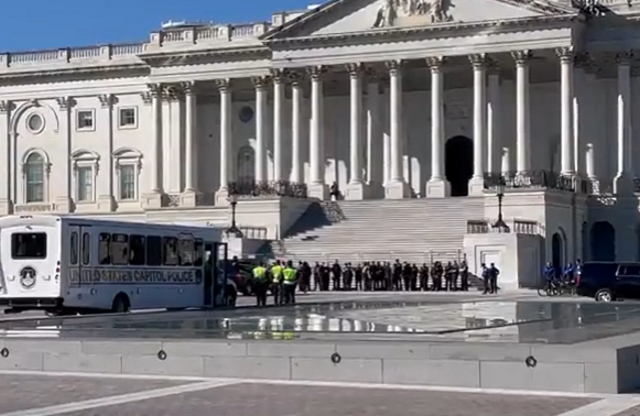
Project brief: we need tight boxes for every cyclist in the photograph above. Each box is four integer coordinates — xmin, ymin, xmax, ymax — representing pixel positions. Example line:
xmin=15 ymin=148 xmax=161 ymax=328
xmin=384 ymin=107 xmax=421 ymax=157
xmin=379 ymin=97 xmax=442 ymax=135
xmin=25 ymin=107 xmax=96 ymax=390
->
xmin=562 ymin=263 xmax=574 ymax=284
xmin=543 ymin=262 xmax=557 ymax=284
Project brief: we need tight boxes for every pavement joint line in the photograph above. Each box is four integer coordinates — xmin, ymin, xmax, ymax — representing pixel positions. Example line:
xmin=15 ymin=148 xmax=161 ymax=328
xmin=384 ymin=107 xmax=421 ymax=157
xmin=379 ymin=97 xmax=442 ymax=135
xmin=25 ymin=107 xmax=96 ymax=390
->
xmin=0 ymin=369 xmax=215 ymax=383
xmin=237 ymin=379 xmax=618 ymax=399
xmin=0 ymin=379 xmax=242 ymax=416
xmin=556 ymin=396 xmax=640 ymax=416
xmin=0 ymin=370 xmax=622 ymax=399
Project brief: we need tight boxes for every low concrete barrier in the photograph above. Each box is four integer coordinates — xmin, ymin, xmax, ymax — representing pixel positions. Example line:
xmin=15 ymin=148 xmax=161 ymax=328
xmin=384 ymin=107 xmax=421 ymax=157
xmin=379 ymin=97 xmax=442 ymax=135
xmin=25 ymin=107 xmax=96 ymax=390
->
xmin=0 ymin=338 xmax=635 ymax=394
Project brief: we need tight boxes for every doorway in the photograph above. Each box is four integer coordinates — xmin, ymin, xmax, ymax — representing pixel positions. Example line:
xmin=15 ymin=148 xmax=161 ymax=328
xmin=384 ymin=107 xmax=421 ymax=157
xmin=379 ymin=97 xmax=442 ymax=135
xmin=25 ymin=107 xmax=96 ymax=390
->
xmin=590 ymin=221 xmax=616 ymax=261
xmin=445 ymin=136 xmax=473 ymax=197
xmin=552 ymin=232 xmax=564 ymax=272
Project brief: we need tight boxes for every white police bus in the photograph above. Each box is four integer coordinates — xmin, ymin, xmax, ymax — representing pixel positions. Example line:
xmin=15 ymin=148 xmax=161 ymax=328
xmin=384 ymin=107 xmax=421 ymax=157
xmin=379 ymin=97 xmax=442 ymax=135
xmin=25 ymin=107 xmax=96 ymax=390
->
xmin=0 ymin=215 xmax=235 ymax=315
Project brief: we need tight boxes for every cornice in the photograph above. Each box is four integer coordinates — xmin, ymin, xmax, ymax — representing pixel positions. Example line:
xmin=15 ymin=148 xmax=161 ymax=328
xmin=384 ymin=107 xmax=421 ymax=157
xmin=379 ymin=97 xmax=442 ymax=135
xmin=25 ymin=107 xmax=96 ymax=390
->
xmin=267 ymin=14 xmax=580 ymax=48
xmin=0 ymin=63 xmax=149 ymax=85
xmin=139 ymin=46 xmax=271 ymax=67
xmin=261 ymin=0 xmax=576 ymax=41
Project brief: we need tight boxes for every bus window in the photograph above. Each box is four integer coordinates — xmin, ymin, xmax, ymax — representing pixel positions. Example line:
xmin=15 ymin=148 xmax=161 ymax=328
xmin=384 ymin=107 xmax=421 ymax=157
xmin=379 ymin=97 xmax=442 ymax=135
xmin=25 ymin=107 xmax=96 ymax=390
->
xmin=99 ymin=233 xmax=111 ymax=265
xmin=110 ymin=233 xmax=129 ymax=265
xmin=163 ymin=237 xmax=178 ymax=266
xmin=146 ymin=236 xmax=162 ymax=266
xmin=12 ymin=232 xmax=47 ymax=259
xmin=129 ymin=235 xmax=146 ymax=266
xmin=81 ymin=232 xmax=91 ymax=265
xmin=194 ymin=239 xmax=204 ymax=266
xmin=178 ymin=237 xmax=195 ymax=266
xmin=70 ymin=232 xmax=79 ymax=265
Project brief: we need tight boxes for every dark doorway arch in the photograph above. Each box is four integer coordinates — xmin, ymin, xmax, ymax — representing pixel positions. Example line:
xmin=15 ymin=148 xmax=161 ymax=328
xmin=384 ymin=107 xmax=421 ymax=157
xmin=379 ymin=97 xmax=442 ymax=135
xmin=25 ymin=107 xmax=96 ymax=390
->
xmin=581 ymin=221 xmax=588 ymax=262
xmin=552 ymin=231 xmax=565 ymax=272
xmin=590 ymin=221 xmax=616 ymax=261
xmin=445 ymin=136 xmax=473 ymax=197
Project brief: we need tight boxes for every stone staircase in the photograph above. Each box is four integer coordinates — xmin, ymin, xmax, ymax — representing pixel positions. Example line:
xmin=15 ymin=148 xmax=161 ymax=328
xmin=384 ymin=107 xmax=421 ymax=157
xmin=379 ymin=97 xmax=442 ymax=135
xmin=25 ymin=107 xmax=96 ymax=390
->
xmin=270 ymin=197 xmax=486 ymax=265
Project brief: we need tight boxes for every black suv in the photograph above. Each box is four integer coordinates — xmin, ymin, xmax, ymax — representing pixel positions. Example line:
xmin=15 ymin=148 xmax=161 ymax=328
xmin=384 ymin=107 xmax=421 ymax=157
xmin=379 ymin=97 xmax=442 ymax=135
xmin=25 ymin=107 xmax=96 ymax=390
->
xmin=576 ymin=262 xmax=640 ymax=302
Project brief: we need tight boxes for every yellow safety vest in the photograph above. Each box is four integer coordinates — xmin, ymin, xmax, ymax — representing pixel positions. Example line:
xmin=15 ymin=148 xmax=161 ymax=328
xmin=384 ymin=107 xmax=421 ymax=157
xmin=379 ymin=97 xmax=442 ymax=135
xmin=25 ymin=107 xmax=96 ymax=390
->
xmin=271 ymin=265 xmax=283 ymax=283
xmin=283 ymin=267 xmax=296 ymax=284
xmin=252 ymin=266 xmax=266 ymax=280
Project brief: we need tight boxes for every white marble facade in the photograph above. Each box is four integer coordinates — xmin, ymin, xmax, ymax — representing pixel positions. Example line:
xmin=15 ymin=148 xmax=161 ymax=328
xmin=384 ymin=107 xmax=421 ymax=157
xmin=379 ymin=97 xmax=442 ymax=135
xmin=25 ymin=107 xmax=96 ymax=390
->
xmin=0 ymin=0 xmax=638 ymax=218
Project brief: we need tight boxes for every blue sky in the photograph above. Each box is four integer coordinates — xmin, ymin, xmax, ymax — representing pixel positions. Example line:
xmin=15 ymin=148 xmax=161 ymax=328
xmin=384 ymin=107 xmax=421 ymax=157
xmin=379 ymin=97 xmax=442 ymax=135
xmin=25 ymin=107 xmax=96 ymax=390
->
xmin=1 ymin=0 xmax=315 ymax=52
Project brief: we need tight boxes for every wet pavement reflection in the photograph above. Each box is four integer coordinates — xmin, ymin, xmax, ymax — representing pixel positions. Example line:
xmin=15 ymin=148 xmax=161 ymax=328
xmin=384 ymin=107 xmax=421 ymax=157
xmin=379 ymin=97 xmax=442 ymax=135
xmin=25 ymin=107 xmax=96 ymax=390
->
xmin=2 ymin=300 xmax=640 ymax=344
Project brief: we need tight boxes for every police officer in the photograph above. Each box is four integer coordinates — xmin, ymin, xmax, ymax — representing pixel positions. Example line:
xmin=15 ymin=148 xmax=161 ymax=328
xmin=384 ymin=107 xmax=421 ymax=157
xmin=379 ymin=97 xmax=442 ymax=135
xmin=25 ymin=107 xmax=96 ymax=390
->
xmin=252 ymin=262 xmax=268 ymax=306
xmin=282 ymin=261 xmax=298 ymax=305
xmin=270 ymin=260 xmax=283 ymax=305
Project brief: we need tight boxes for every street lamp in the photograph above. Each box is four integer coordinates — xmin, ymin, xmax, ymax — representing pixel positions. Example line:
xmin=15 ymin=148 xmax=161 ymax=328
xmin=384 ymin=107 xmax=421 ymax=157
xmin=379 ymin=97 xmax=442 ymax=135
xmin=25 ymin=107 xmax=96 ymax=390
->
xmin=492 ymin=179 xmax=510 ymax=233
xmin=226 ymin=193 xmax=243 ymax=238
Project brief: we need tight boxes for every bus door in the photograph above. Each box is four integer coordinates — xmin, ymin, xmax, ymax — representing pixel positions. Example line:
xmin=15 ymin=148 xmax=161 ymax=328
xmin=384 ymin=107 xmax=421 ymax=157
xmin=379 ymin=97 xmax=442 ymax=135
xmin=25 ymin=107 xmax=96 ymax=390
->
xmin=203 ymin=242 xmax=215 ymax=308
xmin=203 ymin=242 xmax=228 ymax=308
xmin=68 ymin=225 xmax=92 ymax=288
xmin=215 ymin=242 xmax=229 ymax=306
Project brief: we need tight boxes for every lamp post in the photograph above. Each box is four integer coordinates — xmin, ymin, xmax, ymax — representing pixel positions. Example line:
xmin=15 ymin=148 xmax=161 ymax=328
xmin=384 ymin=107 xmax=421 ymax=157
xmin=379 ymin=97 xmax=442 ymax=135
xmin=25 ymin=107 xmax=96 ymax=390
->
xmin=492 ymin=179 xmax=510 ymax=233
xmin=226 ymin=193 xmax=243 ymax=238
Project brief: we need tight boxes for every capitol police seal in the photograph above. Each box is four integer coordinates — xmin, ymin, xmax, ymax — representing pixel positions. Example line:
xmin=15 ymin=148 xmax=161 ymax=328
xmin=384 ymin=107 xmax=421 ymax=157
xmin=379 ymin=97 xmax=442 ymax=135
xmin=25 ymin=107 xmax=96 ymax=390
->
xmin=19 ymin=266 xmax=36 ymax=289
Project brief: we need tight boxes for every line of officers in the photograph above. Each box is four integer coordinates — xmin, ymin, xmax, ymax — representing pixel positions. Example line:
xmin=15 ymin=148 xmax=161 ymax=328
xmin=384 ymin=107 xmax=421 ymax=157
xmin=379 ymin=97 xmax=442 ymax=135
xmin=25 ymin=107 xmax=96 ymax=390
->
xmin=250 ymin=259 xmax=499 ymax=307
xmin=251 ymin=260 xmax=298 ymax=306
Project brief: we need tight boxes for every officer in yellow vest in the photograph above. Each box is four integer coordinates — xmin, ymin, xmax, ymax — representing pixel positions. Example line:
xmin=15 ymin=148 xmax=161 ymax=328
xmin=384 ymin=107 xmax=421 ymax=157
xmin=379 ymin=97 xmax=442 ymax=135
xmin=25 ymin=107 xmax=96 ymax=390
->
xmin=270 ymin=260 xmax=284 ymax=305
xmin=252 ymin=261 xmax=268 ymax=306
xmin=282 ymin=260 xmax=298 ymax=305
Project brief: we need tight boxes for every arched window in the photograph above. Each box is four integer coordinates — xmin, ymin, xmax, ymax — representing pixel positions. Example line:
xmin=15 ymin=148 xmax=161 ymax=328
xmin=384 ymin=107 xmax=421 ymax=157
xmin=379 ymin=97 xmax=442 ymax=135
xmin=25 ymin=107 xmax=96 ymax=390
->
xmin=25 ymin=153 xmax=45 ymax=203
xmin=113 ymin=148 xmax=142 ymax=201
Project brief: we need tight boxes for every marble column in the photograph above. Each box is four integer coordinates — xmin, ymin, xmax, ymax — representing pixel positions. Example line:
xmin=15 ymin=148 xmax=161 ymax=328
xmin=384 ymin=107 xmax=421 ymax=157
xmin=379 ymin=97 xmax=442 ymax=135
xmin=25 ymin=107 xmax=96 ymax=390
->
xmin=557 ymin=47 xmax=575 ymax=176
xmin=346 ymin=63 xmax=365 ymax=200
xmin=366 ymin=71 xmax=384 ymax=198
xmin=426 ymin=57 xmax=450 ymax=198
xmin=614 ymin=51 xmax=634 ymax=194
xmin=572 ymin=57 xmax=586 ymax=176
xmin=141 ymin=84 xmax=163 ymax=208
xmin=512 ymin=51 xmax=531 ymax=174
xmin=469 ymin=54 xmax=488 ymax=196
xmin=55 ymin=97 xmax=75 ymax=212
xmin=487 ymin=64 xmax=501 ymax=175
xmin=307 ymin=66 xmax=328 ymax=199
xmin=385 ymin=60 xmax=410 ymax=199
xmin=0 ymin=101 xmax=12 ymax=215
xmin=272 ymin=70 xmax=285 ymax=182
xmin=253 ymin=76 xmax=268 ymax=183
xmin=215 ymin=79 xmax=232 ymax=206
xmin=290 ymin=71 xmax=303 ymax=184
xmin=182 ymin=82 xmax=199 ymax=207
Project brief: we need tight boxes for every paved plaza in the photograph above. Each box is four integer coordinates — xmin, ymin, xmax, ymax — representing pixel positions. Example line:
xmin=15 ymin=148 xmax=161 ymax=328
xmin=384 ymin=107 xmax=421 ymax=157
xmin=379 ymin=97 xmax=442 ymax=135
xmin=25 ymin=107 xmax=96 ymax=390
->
xmin=2 ymin=290 xmax=640 ymax=414
xmin=0 ymin=371 xmax=638 ymax=416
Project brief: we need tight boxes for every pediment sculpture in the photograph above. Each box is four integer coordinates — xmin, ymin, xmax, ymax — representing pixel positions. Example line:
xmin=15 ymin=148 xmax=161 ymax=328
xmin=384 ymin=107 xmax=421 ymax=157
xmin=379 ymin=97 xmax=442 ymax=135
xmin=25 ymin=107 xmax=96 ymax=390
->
xmin=373 ymin=0 xmax=454 ymax=28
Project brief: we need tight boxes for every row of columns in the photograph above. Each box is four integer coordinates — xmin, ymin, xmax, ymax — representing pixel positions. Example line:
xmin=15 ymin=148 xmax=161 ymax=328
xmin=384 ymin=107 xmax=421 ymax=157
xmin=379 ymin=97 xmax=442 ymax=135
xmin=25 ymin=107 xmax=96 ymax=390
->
xmin=146 ymin=49 xmax=635 ymax=204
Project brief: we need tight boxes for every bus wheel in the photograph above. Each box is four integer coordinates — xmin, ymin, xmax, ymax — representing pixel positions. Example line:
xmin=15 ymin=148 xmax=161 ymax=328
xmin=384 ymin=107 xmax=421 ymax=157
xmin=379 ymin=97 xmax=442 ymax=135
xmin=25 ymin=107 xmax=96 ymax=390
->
xmin=111 ymin=294 xmax=131 ymax=313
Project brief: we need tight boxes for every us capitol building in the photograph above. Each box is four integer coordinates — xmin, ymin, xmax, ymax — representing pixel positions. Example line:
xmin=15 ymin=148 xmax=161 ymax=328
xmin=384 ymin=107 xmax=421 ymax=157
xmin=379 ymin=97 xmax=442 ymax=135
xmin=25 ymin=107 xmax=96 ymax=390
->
xmin=0 ymin=0 xmax=638 ymax=283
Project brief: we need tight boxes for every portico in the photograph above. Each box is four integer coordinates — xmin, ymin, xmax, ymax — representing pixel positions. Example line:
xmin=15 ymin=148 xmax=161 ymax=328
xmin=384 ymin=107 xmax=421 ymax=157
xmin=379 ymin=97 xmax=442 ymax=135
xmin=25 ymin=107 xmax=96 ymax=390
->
xmin=148 ymin=0 xmax=590 ymax=203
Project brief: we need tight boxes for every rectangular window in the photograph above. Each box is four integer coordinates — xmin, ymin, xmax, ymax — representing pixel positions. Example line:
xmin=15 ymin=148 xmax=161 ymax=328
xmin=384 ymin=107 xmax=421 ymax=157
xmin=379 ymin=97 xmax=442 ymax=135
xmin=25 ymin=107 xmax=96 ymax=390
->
xmin=69 ymin=232 xmax=79 ymax=265
xmin=11 ymin=232 xmax=47 ymax=259
xmin=98 ymin=233 xmax=110 ymax=265
xmin=110 ymin=233 xmax=129 ymax=265
xmin=118 ymin=107 xmax=137 ymax=128
xmin=146 ymin=236 xmax=162 ymax=266
xmin=119 ymin=165 xmax=136 ymax=200
xmin=82 ymin=232 xmax=91 ymax=265
xmin=163 ymin=237 xmax=178 ymax=266
xmin=77 ymin=167 xmax=93 ymax=202
xmin=76 ymin=110 xmax=94 ymax=131
xmin=26 ymin=164 xmax=44 ymax=203
xmin=129 ymin=235 xmax=145 ymax=266
xmin=194 ymin=239 xmax=204 ymax=266
xmin=178 ymin=237 xmax=195 ymax=266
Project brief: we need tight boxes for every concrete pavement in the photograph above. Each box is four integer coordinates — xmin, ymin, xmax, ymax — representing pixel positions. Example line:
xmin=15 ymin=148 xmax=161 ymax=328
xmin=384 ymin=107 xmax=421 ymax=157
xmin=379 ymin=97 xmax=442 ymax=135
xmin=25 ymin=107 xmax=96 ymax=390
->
xmin=1 ymin=371 xmax=638 ymax=416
